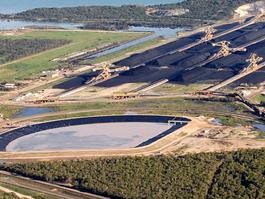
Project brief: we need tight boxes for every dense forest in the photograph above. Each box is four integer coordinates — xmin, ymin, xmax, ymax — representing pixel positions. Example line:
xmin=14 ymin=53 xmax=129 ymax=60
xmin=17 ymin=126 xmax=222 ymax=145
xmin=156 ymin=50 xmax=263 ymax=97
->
xmin=153 ymin=0 xmax=255 ymax=20
xmin=2 ymin=149 xmax=265 ymax=198
xmin=0 ymin=0 xmax=255 ymax=29
xmin=0 ymin=39 xmax=70 ymax=64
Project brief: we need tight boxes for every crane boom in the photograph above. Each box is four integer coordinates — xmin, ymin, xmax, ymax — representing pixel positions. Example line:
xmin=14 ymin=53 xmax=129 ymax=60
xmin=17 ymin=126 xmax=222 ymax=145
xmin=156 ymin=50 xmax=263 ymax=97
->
xmin=210 ymin=40 xmax=246 ymax=60
xmin=242 ymin=53 xmax=264 ymax=72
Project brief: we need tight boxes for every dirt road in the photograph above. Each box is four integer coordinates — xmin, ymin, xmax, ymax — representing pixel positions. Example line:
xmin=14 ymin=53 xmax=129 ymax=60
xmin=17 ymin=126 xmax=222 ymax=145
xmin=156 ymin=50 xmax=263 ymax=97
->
xmin=0 ymin=171 xmax=107 ymax=199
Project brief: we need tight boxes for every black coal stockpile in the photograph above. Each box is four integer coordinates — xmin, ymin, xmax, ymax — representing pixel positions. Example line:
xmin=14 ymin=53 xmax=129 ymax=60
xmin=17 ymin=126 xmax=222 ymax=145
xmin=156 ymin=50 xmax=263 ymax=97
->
xmin=115 ymin=37 xmax=195 ymax=67
xmin=229 ymin=67 xmax=265 ymax=88
xmin=52 ymin=21 xmax=265 ymax=90
xmin=53 ymin=71 xmax=99 ymax=90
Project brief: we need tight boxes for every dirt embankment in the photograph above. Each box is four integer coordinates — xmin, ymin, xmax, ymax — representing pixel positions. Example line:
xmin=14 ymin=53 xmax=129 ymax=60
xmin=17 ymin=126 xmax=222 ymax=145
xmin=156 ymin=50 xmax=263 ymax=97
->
xmin=234 ymin=1 xmax=265 ymax=18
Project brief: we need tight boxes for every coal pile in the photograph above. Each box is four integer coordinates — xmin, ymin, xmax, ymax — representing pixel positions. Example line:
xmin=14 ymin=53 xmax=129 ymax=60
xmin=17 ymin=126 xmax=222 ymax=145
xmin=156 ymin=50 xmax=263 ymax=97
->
xmin=53 ymin=21 xmax=265 ymax=90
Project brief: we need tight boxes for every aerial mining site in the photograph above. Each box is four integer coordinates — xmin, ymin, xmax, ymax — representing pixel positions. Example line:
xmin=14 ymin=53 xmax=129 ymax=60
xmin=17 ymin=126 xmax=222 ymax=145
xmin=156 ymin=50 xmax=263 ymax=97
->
xmin=0 ymin=0 xmax=264 ymax=198
xmin=0 ymin=1 xmax=264 ymax=161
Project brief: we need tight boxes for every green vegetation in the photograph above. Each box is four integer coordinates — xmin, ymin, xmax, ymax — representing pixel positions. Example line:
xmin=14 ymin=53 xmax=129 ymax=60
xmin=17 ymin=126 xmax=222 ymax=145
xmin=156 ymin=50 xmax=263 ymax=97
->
xmin=155 ymin=0 xmax=254 ymax=20
xmin=2 ymin=0 xmax=254 ymax=29
xmin=218 ymin=116 xmax=254 ymax=127
xmin=254 ymin=93 xmax=265 ymax=104
xmin=0 ymin=183 xmax=58 ymax=199
xmin=25 ymin=97 xmax=251 ymax=123
xmin=0 ymin=38 xmax=69 ymax=65
xmin=0 ymin=192 xmax=21 ymax=199
xmin=88 ymin=37 xmax=165 ymax=64
xmin=50 ymin=97 xmax=245 ymax=113
xmin=257 ymin=131 xmax=265 ymax=139
xmin=0 ymin=105 xmax=22 ymax=119
xmin=152 ymin=83 xmax=209 ymax=94
xmin=3 ymin=149 xmax=265 ymax=198
xmin=33 ymin=110 xmax=125 ymax=122
xmin=0 ymin=30 xmax=147 ymax=81
xmin=0 ymin=97 xmax=251 ymax=121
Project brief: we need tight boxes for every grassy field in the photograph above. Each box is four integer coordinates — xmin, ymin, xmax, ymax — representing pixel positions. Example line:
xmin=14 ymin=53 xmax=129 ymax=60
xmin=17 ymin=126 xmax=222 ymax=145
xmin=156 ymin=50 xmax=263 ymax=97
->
xmin=0 ymin=105 xmax=21 ymax=119
xmin=0 ymin=182 xmax=58 ymax=199
xmin=51 ymin=98 xmax=247 ymax=114
xmin=88 ymin=37 xmax=166 ymax=64
xmin=0 ymin=96 xmax=256 ymax=126
xmin=0 ymin=30 xmax=148 ymax=81
xmin=253 ymin=93 xmax=265 ymax=104
xmin=24 ymin=97 xmax=255 ymax=125
xmin=152 ymin=83 xmax=209 ymax=94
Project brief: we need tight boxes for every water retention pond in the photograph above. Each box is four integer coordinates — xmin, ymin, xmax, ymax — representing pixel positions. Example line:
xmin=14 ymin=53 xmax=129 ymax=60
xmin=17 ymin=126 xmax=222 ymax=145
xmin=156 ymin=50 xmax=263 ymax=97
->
xmin=2 ymin=115 xmax=190 ymax=152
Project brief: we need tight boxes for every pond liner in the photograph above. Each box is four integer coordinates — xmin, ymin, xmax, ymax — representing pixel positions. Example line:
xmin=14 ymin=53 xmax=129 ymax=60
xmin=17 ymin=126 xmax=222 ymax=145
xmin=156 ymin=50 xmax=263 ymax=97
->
xmin=0 ymin=115 xmax=190 ymax=151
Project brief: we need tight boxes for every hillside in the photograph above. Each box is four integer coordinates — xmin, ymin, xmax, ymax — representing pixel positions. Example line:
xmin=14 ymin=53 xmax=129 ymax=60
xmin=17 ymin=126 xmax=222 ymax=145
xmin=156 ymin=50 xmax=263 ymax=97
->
xmin=0 ymin=0 xmax=256 ymax=29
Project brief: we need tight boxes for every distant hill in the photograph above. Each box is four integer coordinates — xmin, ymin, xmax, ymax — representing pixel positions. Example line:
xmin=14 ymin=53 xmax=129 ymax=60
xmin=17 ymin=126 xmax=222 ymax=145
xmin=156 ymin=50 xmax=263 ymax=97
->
xmin=0 ymin=0 xmax=255 ymax=29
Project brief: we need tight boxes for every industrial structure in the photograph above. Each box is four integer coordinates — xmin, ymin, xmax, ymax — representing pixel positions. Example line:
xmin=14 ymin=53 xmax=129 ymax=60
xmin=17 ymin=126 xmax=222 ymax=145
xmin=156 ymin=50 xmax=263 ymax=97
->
xmin=243 ymin=53 xmax=264 ymax=72
xmin=211 ymin=40 xmax=247 ymax=59
xmin=87 ymin=64 xmax=129 ymax=85
xmin=201 ymin=26 xmax=216 ymax=42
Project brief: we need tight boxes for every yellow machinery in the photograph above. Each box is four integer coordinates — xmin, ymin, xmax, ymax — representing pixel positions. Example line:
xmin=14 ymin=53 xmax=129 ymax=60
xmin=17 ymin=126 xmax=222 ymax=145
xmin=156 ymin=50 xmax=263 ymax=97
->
xmin=34 ymin=98 xmax=56 ymax=104
xmin=201 ymin=26 xmax=216 ymax=42
xmin=192 ymin=90 xmax=213 ymax=96
xmin=211 ymin=40 xmax=246 ymax=60
xmin=94 ymin=64 xmax=112 ymax=82
xmin=112 ymin=92 xmax=140 ymax=100
xmin=87 ymin=64 xmax=129 ymax=85
xmin=254 ymin=13 xmax=265 ymax=22
xmin=243 ymin=53 xmax=263 ymax=72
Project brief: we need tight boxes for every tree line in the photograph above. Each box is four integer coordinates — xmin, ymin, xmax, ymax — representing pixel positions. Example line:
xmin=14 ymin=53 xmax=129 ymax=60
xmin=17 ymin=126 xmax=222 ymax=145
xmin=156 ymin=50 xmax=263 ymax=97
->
xmin=0 ymin=38 xmax=70 ymax=64
xmin=2 ymin=149 xmax=265 ymax=198
xmin=0 ymin=0 xmax=255 ymax=29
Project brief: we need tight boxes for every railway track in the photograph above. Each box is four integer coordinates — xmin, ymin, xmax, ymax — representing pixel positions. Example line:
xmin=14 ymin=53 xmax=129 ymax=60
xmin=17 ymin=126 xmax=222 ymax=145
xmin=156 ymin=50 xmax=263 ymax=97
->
xmin=0 ymin=171 xmax=107 ymax=199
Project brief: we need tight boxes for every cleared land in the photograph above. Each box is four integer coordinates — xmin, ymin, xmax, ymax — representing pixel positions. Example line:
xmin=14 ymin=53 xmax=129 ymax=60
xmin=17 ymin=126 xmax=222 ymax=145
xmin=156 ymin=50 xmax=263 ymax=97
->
xmin=0 ymin=111 xmax=263 ymax=161
xmin=0 ymin=30 xmax=148 ymax=81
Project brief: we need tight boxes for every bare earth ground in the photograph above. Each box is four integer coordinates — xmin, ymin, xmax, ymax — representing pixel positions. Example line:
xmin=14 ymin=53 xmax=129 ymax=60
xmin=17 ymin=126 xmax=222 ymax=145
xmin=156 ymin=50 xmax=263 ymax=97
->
xmin=234 ymin=1 xmax=265 ymax=18
xmin=162 ymin=121 xmax=265 ymax=154
xmin=0 ymin=185 xmax=33 ymax=199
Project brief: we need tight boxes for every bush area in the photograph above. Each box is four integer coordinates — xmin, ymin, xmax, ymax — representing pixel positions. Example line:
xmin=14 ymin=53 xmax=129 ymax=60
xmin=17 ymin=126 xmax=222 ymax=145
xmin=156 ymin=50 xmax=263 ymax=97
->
xmin=1 ymin=192 xmax=21 ymax=199
xmin=1 ymin=0 xmax=254 ymax=29
xmin=154 ymin=0 xmax=254 ymax=20
xmin=0 ymin=105 xmax=22 ymax=119
xmin=0 ymin=31 xmax=146 ymax=81
xmin=2 ymin=149 xmax=265 ymax=198
xmin=0 ymin=38 xmax=70 ymax=64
